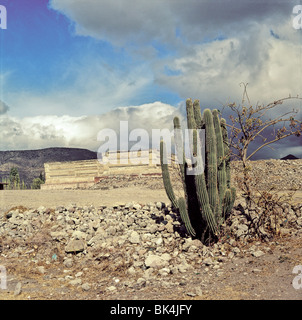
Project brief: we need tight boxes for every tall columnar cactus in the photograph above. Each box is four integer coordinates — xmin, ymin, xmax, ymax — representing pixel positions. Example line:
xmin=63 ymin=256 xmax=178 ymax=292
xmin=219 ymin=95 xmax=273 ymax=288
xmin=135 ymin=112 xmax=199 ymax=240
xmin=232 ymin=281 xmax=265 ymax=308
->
xmin=160 ymin=98 xmax=236 ymax=243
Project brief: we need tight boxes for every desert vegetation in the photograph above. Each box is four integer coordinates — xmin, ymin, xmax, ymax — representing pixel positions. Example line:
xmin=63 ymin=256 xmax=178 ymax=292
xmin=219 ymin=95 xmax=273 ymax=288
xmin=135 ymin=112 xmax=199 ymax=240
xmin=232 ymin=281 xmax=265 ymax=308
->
xmin=160 ymin=99 xmax=236 ymax=244
xmin=160 ymin=91 xmax=301 ymax=244
xmin=1 ymin=168 xmax=45 ymax=190
xmin=225 ymin=83 xmax=301 ymax=209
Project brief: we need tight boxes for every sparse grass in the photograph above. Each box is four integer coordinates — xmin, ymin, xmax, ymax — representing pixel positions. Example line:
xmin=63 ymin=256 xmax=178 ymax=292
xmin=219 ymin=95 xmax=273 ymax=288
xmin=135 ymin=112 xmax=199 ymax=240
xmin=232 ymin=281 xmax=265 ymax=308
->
xmin=3 ymin=205 xmax=28 ymax=218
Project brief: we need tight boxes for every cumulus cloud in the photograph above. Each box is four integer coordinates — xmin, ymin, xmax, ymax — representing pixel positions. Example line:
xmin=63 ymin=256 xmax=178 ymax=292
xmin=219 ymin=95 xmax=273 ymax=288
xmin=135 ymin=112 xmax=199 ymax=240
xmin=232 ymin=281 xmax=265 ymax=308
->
xmin=0 ymin=102 xmax=181 ymax=151
xmin=3 ymin=97 xmax=300 ymax=159
xmin=157 ymin=28 xmax=301 ymax=106
xmin=49 ymin=0 xmax=302 ymax=108
xmin=1 ymin=99 xmax=300 ymax=159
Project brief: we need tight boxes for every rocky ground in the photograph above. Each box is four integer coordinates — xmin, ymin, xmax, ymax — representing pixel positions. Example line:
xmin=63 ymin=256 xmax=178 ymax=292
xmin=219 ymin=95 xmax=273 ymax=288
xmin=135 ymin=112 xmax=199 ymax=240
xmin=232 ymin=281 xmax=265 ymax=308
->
xmin=0 ymin=159 xmax=302 ymax=301
xmin=231 ymin=159 xmax=302 ymax=191
xmin=0 ymin=199 xmax=302 ymax=300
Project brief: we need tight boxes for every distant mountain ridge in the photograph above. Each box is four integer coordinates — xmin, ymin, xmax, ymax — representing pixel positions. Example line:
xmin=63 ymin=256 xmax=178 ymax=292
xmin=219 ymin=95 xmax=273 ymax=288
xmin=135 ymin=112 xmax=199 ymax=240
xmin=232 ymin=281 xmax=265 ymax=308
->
xmin=0 ymin=147 xmax=97 ymax=186
xmin=280 ymin=154 xmax=299 ymax=160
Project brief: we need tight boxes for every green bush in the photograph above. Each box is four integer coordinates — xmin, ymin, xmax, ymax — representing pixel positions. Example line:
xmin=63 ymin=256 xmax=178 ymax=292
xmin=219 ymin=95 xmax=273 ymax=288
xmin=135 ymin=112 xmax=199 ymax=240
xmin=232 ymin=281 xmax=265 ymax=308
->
xmin=31 ymin=178 xmax=45 ymax=189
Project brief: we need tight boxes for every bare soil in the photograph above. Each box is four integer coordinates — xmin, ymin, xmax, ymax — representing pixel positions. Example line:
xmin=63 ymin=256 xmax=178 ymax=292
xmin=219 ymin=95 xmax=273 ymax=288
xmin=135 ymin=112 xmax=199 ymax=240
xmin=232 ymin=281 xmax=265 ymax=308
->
xmin=0 ymin=187 xmax=302 ymax=301
xmin=0 ymin=187 xmax=169 ymax=213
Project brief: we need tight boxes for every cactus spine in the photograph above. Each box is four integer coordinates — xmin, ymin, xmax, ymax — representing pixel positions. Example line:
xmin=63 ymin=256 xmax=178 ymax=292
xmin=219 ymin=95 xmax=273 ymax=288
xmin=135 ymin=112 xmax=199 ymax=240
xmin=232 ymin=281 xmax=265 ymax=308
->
xmin=160 ymin=98 xmax=236 ymax=242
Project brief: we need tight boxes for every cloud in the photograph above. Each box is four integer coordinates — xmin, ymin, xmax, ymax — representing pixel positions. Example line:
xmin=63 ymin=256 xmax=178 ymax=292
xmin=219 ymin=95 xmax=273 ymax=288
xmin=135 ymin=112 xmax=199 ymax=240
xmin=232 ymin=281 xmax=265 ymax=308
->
xmin=0 ymin=102 xmax=181 ymax=151
xmin=1 ymin=99 xmax=301 ymax=159
xmin=2 ymin=98 xmax=300 ymax=159
xmin=0 ymin=100 xmax=9 ymax=114
xmin=156 ymin=22 xmax=302 ymax=107
xmin=49 ymin=0 xmax=294 ymax=46
xmin=49 ymin=0 xmax=302 ymax=108
xmin=50 ymin=0 xmax=176 ymax=46
xmin=3 ymin=1 xmax=300 ymax=159
xmin=249 ymin=132 xmax=302 ymax=160
xmin=6 ymin=57 xmax=152 ymax=118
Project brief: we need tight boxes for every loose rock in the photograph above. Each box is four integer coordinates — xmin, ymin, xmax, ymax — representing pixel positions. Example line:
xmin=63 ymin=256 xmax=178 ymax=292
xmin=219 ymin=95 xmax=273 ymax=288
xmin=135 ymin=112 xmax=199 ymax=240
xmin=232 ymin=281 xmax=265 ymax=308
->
xmin=145 ymin=255 xmax=167 ymax=269
xmin=14 ymin=282 xmax=22 ymax=296
xmin=65 ymin=239 xmax=85 ymax=253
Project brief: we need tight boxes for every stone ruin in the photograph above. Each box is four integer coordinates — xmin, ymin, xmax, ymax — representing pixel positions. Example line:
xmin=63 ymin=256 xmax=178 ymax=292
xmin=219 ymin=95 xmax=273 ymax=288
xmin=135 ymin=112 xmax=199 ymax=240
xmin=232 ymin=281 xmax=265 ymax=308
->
xmin=41 ymin=150 xmax=174 ymax=190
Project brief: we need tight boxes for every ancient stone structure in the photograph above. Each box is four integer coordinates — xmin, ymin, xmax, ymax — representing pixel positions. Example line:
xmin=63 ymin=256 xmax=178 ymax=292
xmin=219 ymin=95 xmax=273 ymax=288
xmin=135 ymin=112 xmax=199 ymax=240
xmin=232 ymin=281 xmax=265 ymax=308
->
xmin=41 ymin=149 xmax=302 ymax=191
xmin=41 ymin=150 xmax=165 ymax=190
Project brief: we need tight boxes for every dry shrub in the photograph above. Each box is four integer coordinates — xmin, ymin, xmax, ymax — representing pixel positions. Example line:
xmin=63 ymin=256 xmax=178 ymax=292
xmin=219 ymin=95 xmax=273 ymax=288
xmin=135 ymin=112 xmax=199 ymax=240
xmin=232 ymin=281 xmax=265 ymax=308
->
xmin=3 ymin=205 xmax=28 ymax=218
xmin=249 ymin=187 xmax=297 ymax=239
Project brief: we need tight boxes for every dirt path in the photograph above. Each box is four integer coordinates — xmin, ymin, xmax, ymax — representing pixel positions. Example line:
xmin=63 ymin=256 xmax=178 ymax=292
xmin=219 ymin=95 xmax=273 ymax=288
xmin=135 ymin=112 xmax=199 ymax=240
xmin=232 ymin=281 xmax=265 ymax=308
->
xmin=1 ymin=188 xmax=301 ymax=212
xmin=0 ymin=187 xmax=169 ymax=213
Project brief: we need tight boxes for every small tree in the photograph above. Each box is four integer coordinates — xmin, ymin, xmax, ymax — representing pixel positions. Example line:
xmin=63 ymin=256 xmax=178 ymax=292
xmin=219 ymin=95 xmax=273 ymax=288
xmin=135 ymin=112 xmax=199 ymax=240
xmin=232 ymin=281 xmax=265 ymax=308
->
xmin=31 ymin=177 xmax=45 ymax=189
xmin=224 ymin=83 xmax=301 ymax=208
xmin=9 ymin=167 xmax=20 ymax=189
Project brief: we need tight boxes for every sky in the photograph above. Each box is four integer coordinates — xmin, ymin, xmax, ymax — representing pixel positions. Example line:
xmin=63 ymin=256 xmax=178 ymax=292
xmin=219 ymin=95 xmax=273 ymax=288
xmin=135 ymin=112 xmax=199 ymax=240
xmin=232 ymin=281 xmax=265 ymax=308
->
xmin=0 ymin=0 xmax=301 ymax=159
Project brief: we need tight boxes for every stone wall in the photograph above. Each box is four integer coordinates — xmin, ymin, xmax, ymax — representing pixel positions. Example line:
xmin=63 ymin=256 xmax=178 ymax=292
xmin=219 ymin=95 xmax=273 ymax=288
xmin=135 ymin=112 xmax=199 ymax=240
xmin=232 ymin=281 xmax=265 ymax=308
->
xmin=41 ymin=160 xmax=104 ymax=190
xmin=41 ymin=150 xmax=164 ymax=190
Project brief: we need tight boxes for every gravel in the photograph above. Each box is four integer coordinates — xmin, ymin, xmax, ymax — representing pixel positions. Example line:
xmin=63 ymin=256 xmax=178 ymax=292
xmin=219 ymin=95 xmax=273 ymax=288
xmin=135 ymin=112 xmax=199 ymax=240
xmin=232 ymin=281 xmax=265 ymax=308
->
xmin=1 ymin=200 xmax=301 ymax=297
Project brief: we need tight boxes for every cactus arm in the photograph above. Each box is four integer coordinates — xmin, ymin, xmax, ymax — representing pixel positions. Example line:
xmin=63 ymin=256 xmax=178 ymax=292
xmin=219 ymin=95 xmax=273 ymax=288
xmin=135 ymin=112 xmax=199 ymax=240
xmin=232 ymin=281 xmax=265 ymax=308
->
xmin=178 ymin=197 xmax=196 ymax=237
xmin=222 ymin=187 xmax=236 ymax=220
xmin=160 ymin=140 xmax=178 ymax=209
xmin=221 ymin=118 xmax=236 ymax=218
xmin=186 ymin=98 xmax=197 ymax=130
xmin=222 ymin=188 xmax=231 ymax=220
xmin=192 ymin=128 xmax=218 ymax=235
xmin=230 ymin=186 xmax=236 ymax=212
xmin=187 ymin=101 xmax=218 ymax=235
xmin=193 ymin=99 xmax=204 ymax=129
xmin=194 ymin=167 xmax=218 ymax=235
xmin=220 ymin=118 xmax=231 ymax=188
xmin=203 ymin=109 xmax=219 ymax=216
xmin=212 ymin=109 xmax=227 ymax=219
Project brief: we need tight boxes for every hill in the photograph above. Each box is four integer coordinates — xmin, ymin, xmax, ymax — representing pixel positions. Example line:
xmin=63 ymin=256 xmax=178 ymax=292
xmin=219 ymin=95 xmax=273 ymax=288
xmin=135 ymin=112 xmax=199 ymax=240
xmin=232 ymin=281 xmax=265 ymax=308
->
xmin=280 ymin=154 xmax=299 ymax=160
xmin=0 ymin=147 xmax=97 ymax=187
